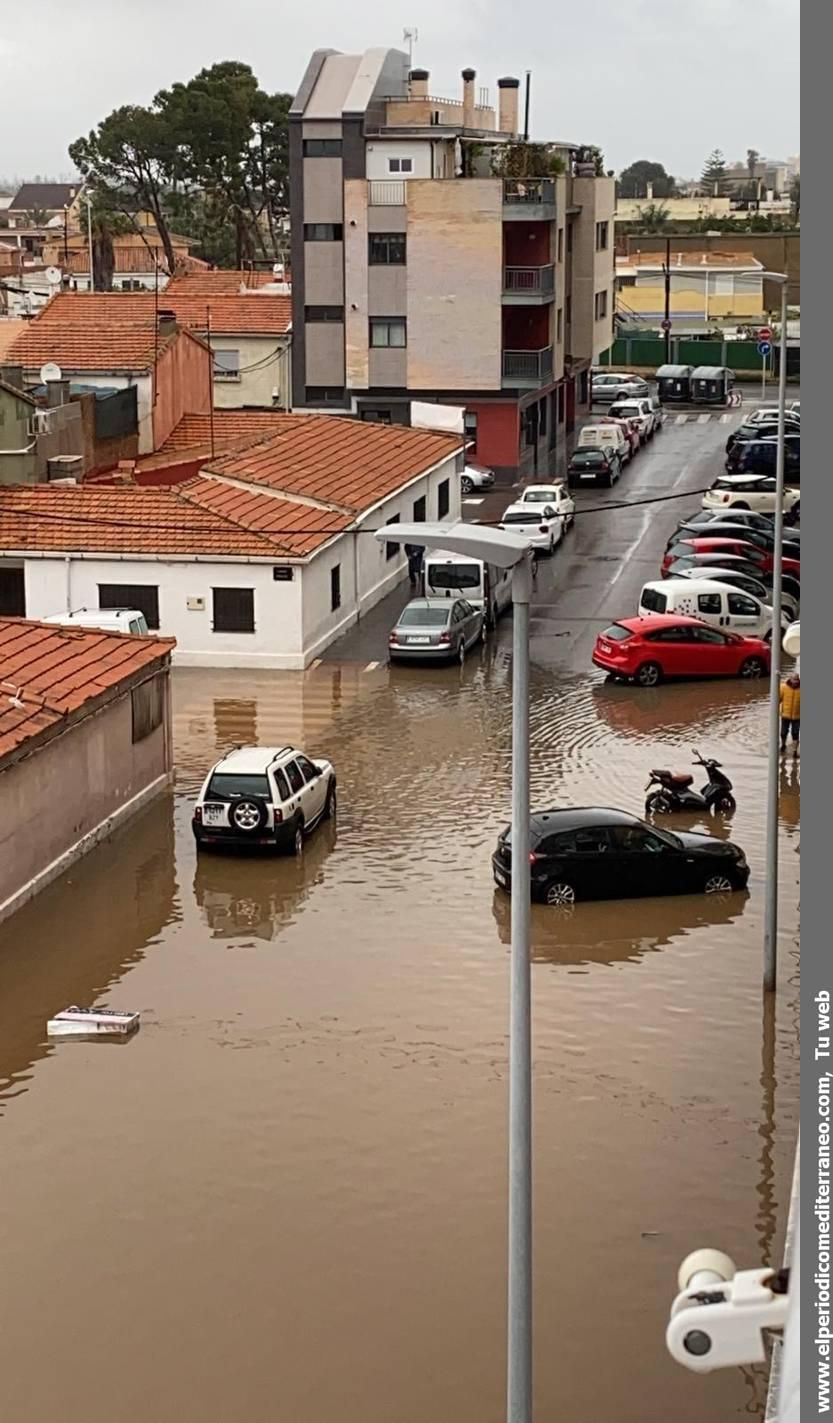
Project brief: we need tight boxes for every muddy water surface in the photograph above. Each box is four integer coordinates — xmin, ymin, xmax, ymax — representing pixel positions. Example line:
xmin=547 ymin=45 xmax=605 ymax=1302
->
xmin=0 ymin=656 xmax=800 ymax=1423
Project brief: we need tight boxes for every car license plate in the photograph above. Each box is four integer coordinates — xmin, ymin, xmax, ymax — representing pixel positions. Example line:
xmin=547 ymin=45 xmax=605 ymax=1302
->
xmin=581 ymin=473 xmax=597 ymax=480
xmin=407 ymin=636 xmax=431 ymax=644
xmin=494 ymin=868 xmax=508 ymax=887
xmin=599 ymin=641 xmax=612 ymax=654
xmin=203 ymin=805 xmax=226 ymax=826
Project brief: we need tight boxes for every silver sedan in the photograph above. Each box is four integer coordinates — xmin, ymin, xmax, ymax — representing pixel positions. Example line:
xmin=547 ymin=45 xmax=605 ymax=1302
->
xmin=388 ymin=597 xmax=484 ymax=664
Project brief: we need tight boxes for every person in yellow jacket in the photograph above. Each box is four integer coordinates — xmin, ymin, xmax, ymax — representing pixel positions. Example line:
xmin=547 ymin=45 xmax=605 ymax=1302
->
xmin=779 ymin=673 xmax=800 ymax=755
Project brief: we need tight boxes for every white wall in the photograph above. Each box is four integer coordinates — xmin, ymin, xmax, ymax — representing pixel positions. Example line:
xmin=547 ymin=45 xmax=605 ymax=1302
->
xmin=212 ymin=334 xmax=292 ymax=411
xmin=22 ymin=557 xmax=305 ymax=670
xmin=365 ymin=141 xmax=433 ymax=179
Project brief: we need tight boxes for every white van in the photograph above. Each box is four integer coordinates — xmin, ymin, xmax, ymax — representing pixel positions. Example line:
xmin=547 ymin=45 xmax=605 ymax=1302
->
xmin=638 ymin=579 xmax=788 ymax=641
xmin=578 ymin=424 xmax=632 ymax=464
xmin=423 ymin=549 xmax=512 ymax=628
xmin=41 ymin=607 xmax=151 ymax=636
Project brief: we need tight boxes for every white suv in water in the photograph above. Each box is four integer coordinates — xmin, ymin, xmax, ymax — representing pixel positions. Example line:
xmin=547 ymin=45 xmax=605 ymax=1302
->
xmin=193 ymin=745 xmax=336 ymax=855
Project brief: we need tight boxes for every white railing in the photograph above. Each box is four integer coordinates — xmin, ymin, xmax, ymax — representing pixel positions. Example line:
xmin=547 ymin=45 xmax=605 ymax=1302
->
xmin=368 ymin=180 xmax=406 ymax=206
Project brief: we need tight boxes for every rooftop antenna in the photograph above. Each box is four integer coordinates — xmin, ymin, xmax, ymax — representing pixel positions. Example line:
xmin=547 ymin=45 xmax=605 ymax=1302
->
xmin=403 ymin=27 xmax=418 ymax=66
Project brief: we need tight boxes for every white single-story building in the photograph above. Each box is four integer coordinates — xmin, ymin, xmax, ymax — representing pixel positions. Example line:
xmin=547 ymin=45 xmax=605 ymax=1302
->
xmin=0 ymin=415 xmax=463 ymax=668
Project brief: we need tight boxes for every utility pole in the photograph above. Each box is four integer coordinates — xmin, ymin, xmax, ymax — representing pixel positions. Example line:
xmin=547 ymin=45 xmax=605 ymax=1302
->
xmin=523 ymin=72 xmax=531 ymax=142
xmin=663 ymin=236 xmax=671 ymax=362
xmin=206 ymin=304 xmax=215 ymax=460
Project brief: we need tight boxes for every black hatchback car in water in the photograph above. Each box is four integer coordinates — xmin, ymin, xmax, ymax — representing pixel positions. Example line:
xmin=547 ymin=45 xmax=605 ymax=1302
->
xmin=491 ymin=807 xmax=749 ymax=905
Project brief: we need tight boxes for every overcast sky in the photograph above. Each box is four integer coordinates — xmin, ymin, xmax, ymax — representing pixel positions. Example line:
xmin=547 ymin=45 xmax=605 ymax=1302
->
xmin=0 ymin=0 xmax=799 ymax=182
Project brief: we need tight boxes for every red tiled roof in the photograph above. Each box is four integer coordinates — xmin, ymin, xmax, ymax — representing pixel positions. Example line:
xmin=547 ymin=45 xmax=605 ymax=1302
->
xmin=0 ymin=617 xmax=174 ymax=766
xmin=205 ymin=415 xmax=463 ymax=512
xmin=0 ymin=479 xmax=346 ymax=559
xmin=28 ymin=289 xmax=291 ymax=336
xmin=159 ymin=409 xmax=289 ymax=454
xmin=165 ymin=270 xmax=280 ymax=294
xmin=7 ymin=320 xmax=180 ymax=371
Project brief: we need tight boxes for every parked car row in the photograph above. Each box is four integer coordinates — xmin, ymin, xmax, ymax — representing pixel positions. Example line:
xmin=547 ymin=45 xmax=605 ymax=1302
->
xmin=568 ymin=397 xmax=663 ymax=488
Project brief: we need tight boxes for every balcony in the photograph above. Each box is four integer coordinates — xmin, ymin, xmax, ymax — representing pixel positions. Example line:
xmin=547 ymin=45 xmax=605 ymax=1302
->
xmin=503 ymin=264 xmax=555 ymax=304
xmin=502 ymin=178 xmax=557 ymax=221
xmin=368 ymin=179 xmax=406 ymax=206
xmin=502 ymin=347 xmax=554 ymax=388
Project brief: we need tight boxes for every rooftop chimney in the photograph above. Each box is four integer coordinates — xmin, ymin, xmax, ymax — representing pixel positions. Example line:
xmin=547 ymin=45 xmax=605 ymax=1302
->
xmin=409 ymin=68 xmax=429 ymax=99
xmin=46 ymin=378 xmax=70 ymax=408
xmin=0 ymin=364 xmax=24 ymax=390
xmin=462 ymin=68 xmax=476 ymax=128
xmin=157 ymin=308 xmax=177 ymax=337
xmin=497 ymin=76 xmax=520 ymax=138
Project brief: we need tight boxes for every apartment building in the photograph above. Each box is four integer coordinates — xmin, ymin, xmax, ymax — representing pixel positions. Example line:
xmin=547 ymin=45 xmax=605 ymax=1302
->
xmin=289 ymin=47 xmax=615 ymax=479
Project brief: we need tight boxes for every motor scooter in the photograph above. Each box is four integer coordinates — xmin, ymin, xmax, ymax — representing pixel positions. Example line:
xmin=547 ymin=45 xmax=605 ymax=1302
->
xmin=645 ymin=752 xmax=736 ymax=815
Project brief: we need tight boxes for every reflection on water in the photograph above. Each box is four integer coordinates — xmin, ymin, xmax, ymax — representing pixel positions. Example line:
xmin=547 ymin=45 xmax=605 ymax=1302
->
xmin=0 ymin=661 xmax=799 ymax=1423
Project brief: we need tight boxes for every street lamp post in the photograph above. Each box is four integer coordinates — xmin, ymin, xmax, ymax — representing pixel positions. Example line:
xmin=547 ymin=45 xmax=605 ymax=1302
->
xmin=374 ymin=520 xmax=534 ymax=1423
xmin=761 ymin=273 xmax=789 ymax=993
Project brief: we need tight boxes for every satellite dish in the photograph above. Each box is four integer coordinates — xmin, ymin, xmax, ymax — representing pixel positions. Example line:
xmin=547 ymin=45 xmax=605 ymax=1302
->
xmin=45 ymin=267 xmax=61 ymax=286
xmin=272 ymin=262 xmax=285 ymax=279
xmin=39 ymin=362 xmax=63 ymax=384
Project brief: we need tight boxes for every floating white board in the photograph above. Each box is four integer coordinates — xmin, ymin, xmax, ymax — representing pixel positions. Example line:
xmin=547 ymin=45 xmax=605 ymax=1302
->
xmin=47 ymin=1007 xmax=141 ymax=1039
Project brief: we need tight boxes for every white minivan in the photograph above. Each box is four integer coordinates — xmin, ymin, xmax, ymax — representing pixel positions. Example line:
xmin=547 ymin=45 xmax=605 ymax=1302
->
xmin=578 ymin=424 xmax=632 ymax=464
xmin=639 ymin=578 xmax=788 ymax=641
xmin=41 ymin=607 xmax=150 ymax=635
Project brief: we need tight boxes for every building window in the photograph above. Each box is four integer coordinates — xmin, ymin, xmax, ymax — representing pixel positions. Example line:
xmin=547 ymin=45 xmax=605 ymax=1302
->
xmin=99 ymin=583 xmax=159 ymax=629
xmin=556 ymin=307 xmax=563 ymax=343
xmin=303 ymin=223 xmax=344 ymax=241
xmin=304 ymin=305 xmax=344 ymax=322
xmin=565 ymin=293 xmax=572 ymax=326
xmin=212 ymin=587 xmax=255 ymax=634
xmin=595 ymin=220 xmax=609 ymax=251
xmin=370 ymin=317 xmax=407 ymax=348
xmin=594 ymin=290 xmax=608 ymax=321
xmin=303 ymin=138 xmax=342 ymax=157
xmin=131 ymin=674 xmax=165 ymax=744
xmin=463 ymin=410 xmax=478 ymax=443
xmin=213 ymin=349 xmax=240 ymax=381
xmin=437 ymin=478 xmax=450 ymax=519
xmin=388 ymin=157 xmax=413 ymax=174
xmin=539 ymin=397 xmax=547 ymax=437
xmin=556 ymin=228 xmax=564 ymax=263
xmin=566 ymin=223 xmax=574 ymax=256
xmin=330 ymin=564 xmax=341 ymax=612
xmin=368 ymin=233 xmax=406 ymax=265
xmin=412 ymin=495 xmax=426 ymax=522
xmin=305 ymin=386 xmax=345 ymax=404
xmin=385 ymin=513 xmax=401 ymax=561
xmin=0 ymin=566 xmax=25 ymax=616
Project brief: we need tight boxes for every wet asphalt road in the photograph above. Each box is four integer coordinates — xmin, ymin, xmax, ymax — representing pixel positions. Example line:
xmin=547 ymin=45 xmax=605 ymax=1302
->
xmin=0 ymin=401 xmax=800 ymax=1423
xmin=326 ymin=405 xmax=740 ymax=671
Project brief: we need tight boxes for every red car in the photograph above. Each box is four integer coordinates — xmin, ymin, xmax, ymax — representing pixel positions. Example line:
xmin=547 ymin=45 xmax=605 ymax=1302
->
xmin=661 ymin=537 xmax=800 ymax=579
xmin=592 ymin=614 xmax=771 ymax=687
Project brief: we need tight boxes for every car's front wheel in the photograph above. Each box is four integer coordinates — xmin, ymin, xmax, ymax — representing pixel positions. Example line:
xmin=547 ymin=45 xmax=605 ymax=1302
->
xmin=461 ymin=476 xmax=473 ymax=494
xmin=635 ymin=661 xmax=662 ymax=687
xmin=544 ymin=881 xmax=577 ymax=907
xmin=703 ymin=872 xmax=735 ymax=895
xmin=740 ymin=656 xmax=766 ymax=679
xmin=731 ymin=501 xmax=749 ymax=510
xmin=324 ymin=779 xmax=337 ymax=819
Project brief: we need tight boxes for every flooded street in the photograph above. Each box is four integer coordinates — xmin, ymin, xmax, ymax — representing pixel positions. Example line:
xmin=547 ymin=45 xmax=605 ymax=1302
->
xmin=0 ymin=412 xmax=800 ymax=1422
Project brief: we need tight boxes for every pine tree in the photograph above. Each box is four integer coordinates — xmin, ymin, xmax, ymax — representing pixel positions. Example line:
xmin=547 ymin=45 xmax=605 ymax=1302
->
xmin=701 ymin=148 xmax=727 ymax=194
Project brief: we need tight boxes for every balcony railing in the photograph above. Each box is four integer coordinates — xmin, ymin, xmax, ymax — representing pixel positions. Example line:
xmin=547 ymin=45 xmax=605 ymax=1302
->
xmin=503 ymin=178 xmax=556 ymax=208
xmin=502 ymin=347 xmax=554 ymax=386
xmin=368 ymin=179 xmax=406 ymax=206
xmin=503 ymin=264 xmax=555 ymax=297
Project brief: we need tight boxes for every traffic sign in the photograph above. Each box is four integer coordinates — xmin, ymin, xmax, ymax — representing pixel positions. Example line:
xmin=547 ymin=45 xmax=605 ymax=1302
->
xmin=661 ymin=319 xmax=672 ymax=332
xmin=758 ymin=341 xmax=772 ymax=357
xmin=758 ymin=326 xmax=772 ymax=341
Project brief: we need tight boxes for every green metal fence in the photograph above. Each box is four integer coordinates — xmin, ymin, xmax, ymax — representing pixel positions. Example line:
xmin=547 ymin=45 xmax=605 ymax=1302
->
xmin=599 ymin=337 xmax=799 ymax=380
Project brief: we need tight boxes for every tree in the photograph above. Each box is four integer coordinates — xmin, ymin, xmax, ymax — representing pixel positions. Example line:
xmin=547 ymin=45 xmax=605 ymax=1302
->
xmin=633 ymin=202 xmax=671 ymax=232
xmin=790 ymin=174 xmax=800 ymax=221
xmin=69 ymin=63 xmax=291 ymax=271
xmin=493 ymin=143 xmax=566 ymax=178
xmin=618 ymin=160 xmax=676 ymax=199
xmin=746 ymin=147 xmax=761 ymax=205
xmin=70 ymin=106 xmax=178 ymax=273
xmin=701 ymin=149 xmax=727 ymax=194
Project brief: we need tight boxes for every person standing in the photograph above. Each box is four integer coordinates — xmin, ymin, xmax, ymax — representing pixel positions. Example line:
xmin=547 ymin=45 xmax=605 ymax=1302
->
xmin=779 ymin=673 xmax=801 ymax=756
xmin=404 ymin=543 xmax=424 ymax=593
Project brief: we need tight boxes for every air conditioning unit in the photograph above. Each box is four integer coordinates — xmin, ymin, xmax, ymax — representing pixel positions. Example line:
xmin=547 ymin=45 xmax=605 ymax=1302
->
xmin=47 ymin=455 xmax=83 ymax=482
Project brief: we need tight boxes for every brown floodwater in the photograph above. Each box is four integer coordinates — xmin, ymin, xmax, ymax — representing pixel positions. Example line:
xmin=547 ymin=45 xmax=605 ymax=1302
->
xmin=0 ymin=655 xmax=800 ymax=1423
